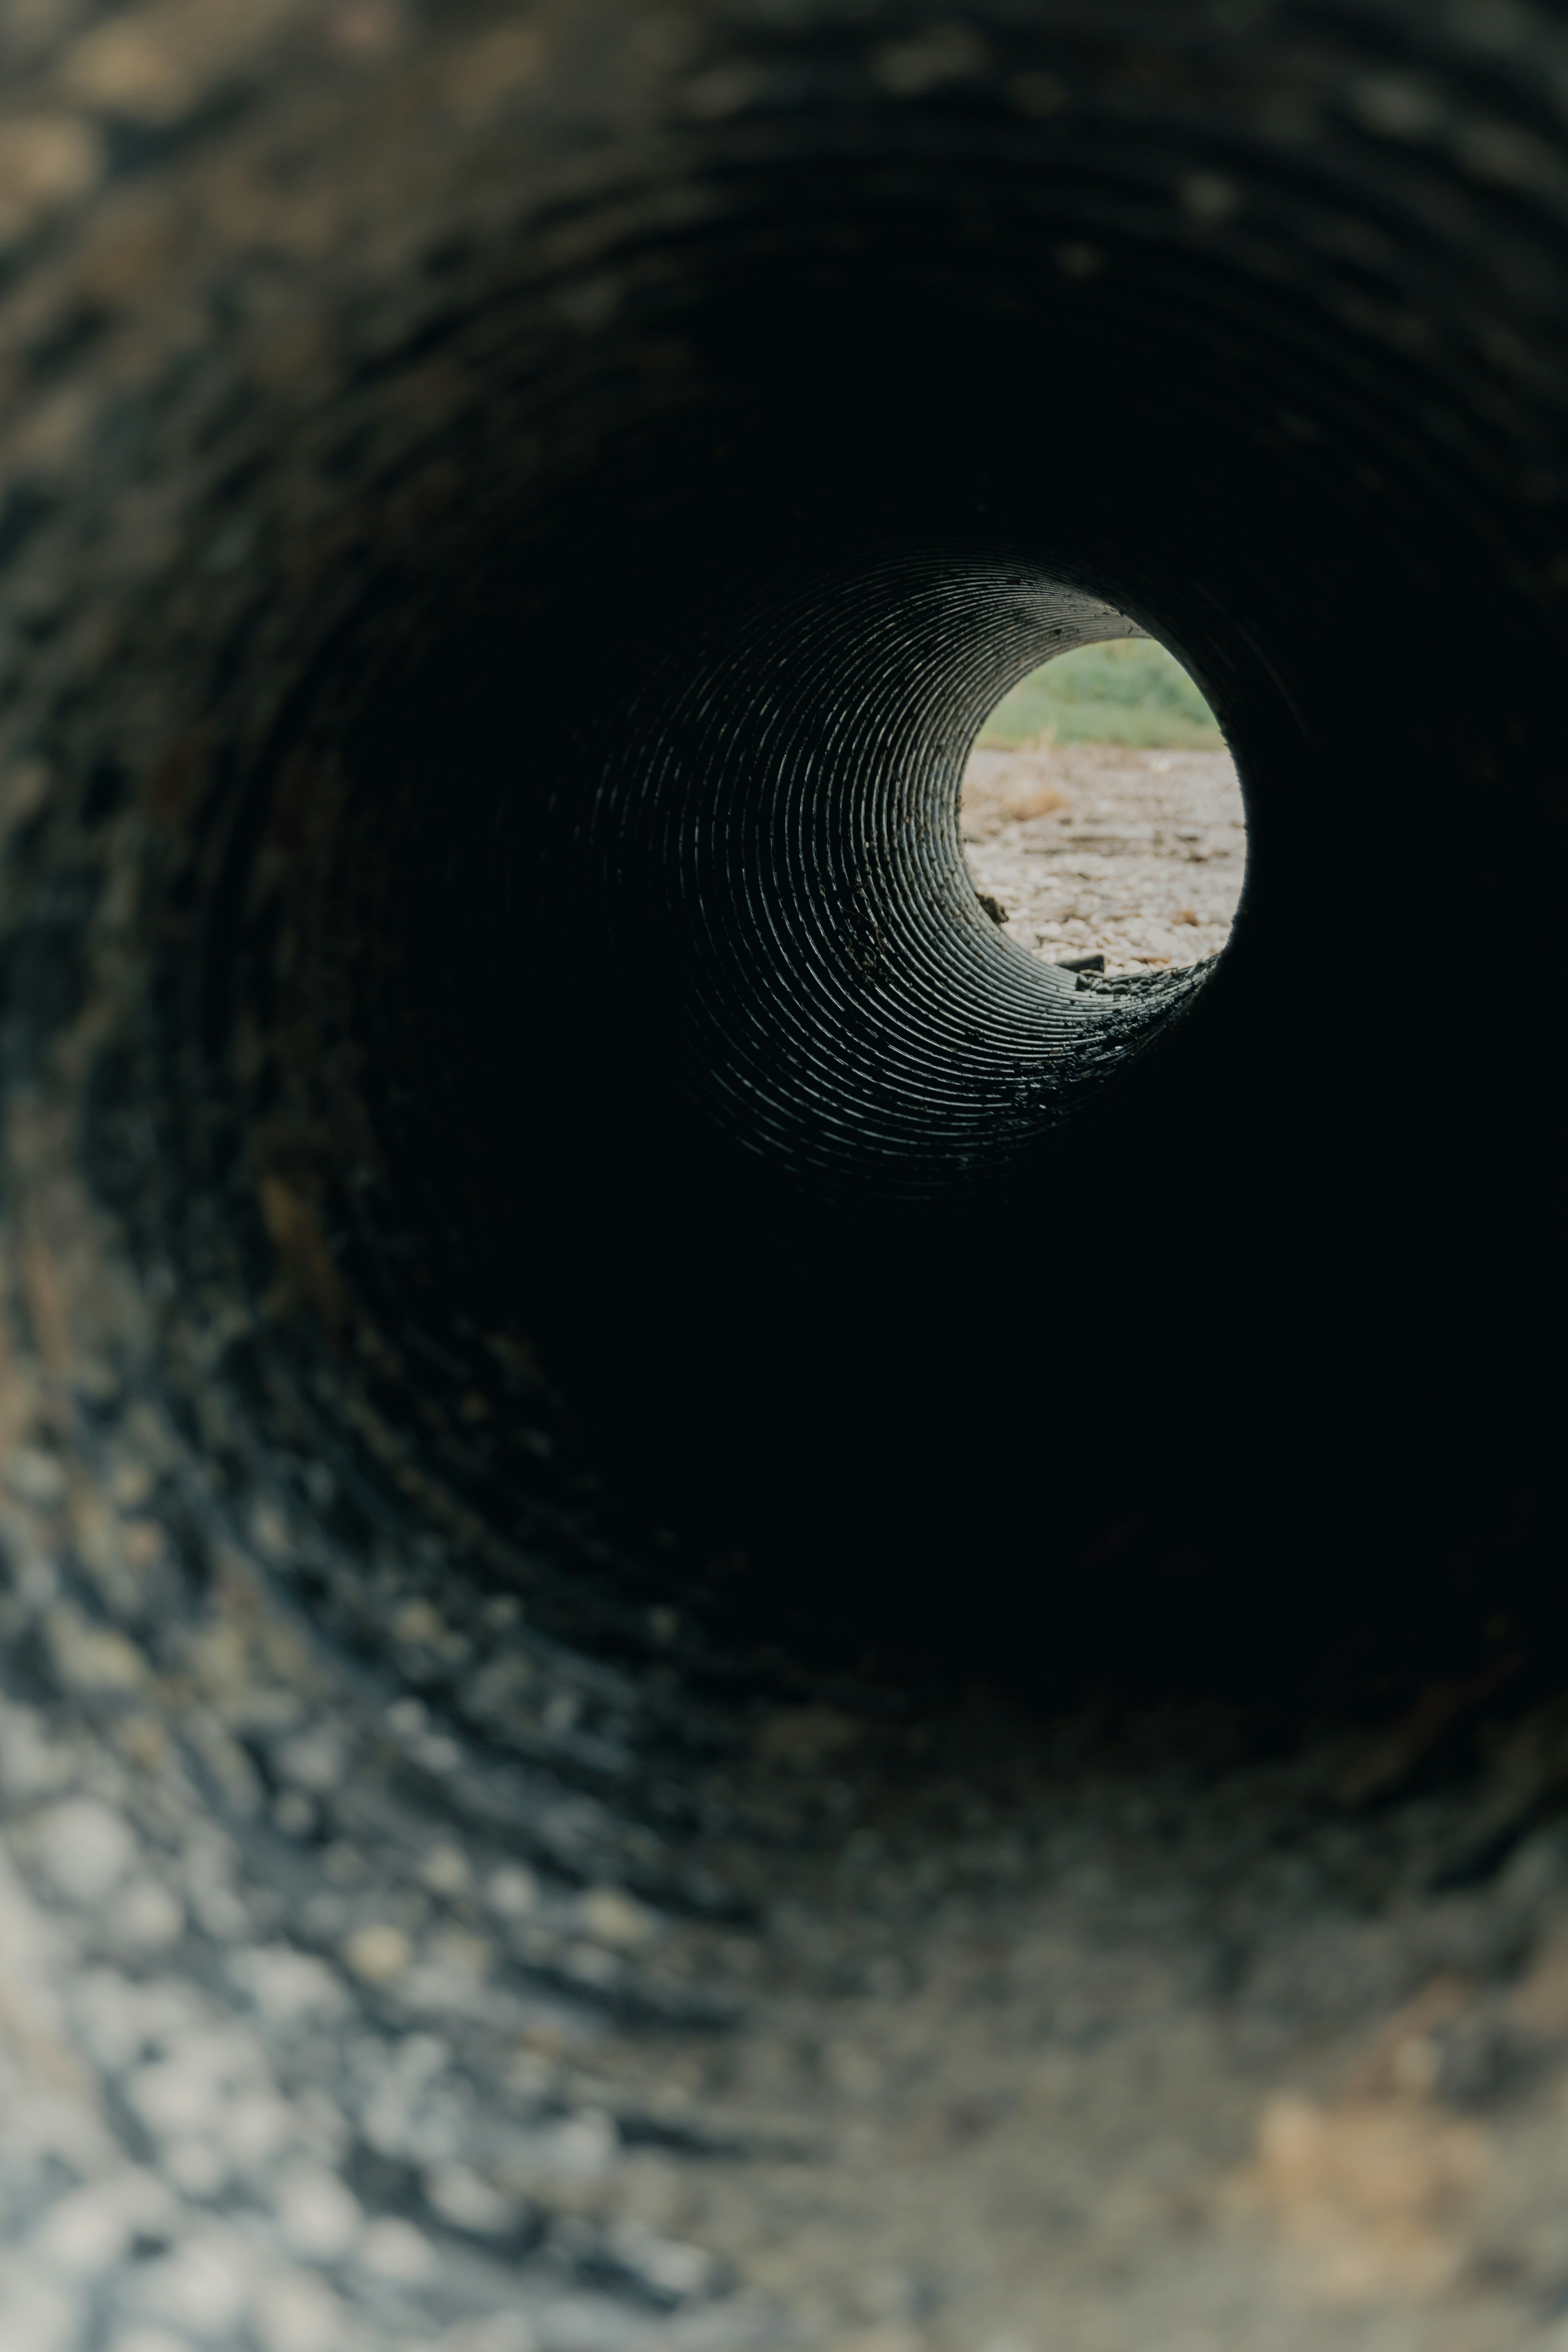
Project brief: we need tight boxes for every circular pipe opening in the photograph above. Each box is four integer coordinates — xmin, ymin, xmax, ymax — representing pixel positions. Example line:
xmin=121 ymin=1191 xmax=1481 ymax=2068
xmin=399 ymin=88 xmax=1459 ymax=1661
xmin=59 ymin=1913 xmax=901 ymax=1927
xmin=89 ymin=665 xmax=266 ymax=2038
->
xmin=42 ymin=94 xmax=1548 ymax=1634
xmin=960 ymin=636 xmax=1246 ymax=981
xmin=572 ymin=558 xmax=1229 ymax=1190
xmin=1 ymin=10 xmax=1564 ymax=2341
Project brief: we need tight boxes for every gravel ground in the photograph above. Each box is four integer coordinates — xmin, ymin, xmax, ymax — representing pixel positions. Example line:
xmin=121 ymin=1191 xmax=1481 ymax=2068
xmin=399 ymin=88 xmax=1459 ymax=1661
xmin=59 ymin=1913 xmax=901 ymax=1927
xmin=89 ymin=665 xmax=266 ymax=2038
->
xmin=960 ymin=743 xmax=1246 ymax=976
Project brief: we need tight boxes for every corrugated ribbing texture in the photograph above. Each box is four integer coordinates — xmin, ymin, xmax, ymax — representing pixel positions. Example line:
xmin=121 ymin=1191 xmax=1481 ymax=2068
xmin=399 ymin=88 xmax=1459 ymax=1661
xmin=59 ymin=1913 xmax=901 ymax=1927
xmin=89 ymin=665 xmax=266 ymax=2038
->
xmin=588 ymin=555 xmax=1213 ymax=1188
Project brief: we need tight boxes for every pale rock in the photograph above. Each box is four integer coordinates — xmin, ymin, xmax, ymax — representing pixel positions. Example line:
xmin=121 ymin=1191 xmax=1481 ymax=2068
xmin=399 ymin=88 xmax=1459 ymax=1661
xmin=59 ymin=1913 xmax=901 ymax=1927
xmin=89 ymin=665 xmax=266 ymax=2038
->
xmin=419 ymin=1842 xmax=472 ymax=1895
xmin=274 ymin=2163 xmax=362 ymax=2261
xmin=111 ymin=1878 xmax=185 ymax=1950
xmin=229 ymin=1944 xmax=347 ymax=2024
xmin=0 ymin=2254 xmax=78 ymax=2352
xmin=356 ymin=2216 xmax=436 ymax=2281
xmin=35 ymin=1798 xmax=134 ymax=1904
xmin=0 ymin=1705 xmax=74 ymax=1797
xmin=60 ymin=0 xmax=312 ymax=125
xmin=438 ymin=2315 xmax=538 ymax=2352
xmin=579 ymin=1887 xmax=657 ymax=1951
xmin=2 ymin=1445 xmax=65 ymax=1507
xmin=36 ymin=2171 xmax=176 ymax=2273
xmin=71 ymin=1970 xmax=206 ymax=2073
xmin=125 ymin=2023 xmax=291 ymax=2177
xmin=548 ymin=2110 xmax=617 ymax=2179
xmin=343 ymin=1924 xmax=412 ymax=1984
xmin=252 ymin=2267 xmax=355 ymax=2352
xmin=486 ymin=1864 xmax=539 ymax=1917
xmin=425 ymin=2161 xmax=517 ymax=2234
xmin=275 ymin=1726 xmax=348 ymax=1793
xmin=164 ymin=2136 xmax=229 ymax=2197
xmin=139 ymin=2229 xmax=254 ymax=2332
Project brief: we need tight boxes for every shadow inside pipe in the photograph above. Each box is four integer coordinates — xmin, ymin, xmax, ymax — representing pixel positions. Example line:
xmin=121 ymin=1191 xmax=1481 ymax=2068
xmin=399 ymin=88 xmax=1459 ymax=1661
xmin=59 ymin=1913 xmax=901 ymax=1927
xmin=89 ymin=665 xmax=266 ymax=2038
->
xmin=190 ymin=234 xmax=1558 ymax=1706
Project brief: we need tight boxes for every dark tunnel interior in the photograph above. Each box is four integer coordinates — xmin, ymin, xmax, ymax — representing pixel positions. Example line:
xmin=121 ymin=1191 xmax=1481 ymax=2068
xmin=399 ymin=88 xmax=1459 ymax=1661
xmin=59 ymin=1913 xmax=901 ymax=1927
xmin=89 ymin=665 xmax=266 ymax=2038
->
xmin=5 ymin=8 xmax=1568 ymax=2339
xmin=69 ymin=151 xmax=1558 ymax=1704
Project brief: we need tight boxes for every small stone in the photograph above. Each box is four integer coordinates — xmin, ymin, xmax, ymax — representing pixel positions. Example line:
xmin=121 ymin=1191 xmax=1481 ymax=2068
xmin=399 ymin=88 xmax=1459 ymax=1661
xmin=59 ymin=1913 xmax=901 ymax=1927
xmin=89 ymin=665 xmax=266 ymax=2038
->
xmin=127 ymin=2050 xmax=225 ymax=2138
xmin=323 ymin=1843 xmax=367 ymax=1886
xmin=343 ymin=1924 xmax=412 ymax=1984
xmin=35 ymin=1798 xmax=134 ymax=1903
xmin=252 ymin=1503 xmax=292 ymax=1557
xmin=36 ymin=2173 xmax=175 ymax=2275
xmin=120 ymin=1518 xmax=166 ymax=1569
xmin=164 ymin=2138 xmax=229 ymax=2197
xmin=229 ymin=1944 xmax=347 ymax=2023
xmin=116 ymin=1716 xmax=171 ymax=1772
xmin=579 ymin=1886 xmax=657 ymax=1950
xmin=486 ymin=1865 xmax=539 ymax=1917
xmin=276 ymin=1725 xmax=347 ymax=1792
xmin=429 ymin=1929 xmax=494 ymax=1979
xmin=110 ymin=1460 xmax=156 ymax=1509
xmin=0 ymin=2262 xmax=76 ymax=2352
xmin=36 ymin=2190 xmax=134 ymax=2272
xmin=47 ymin=1607 xmax=146 ymax=1693
xmin=140 ymin=2231 xmax=252 ymax=2332
xmin=550 ymin=2109 xmax=617 ymax=2177
xmin=357 ymin=2216 xmax=435 ymax=2281
xmin=419 ymin=1842 xmax=471 ymax=1895
xmin=251 ymin=2270 xmax=350 ymax=2352
xmin=424 ymin=2163 xmax=517 ymax=2235
xmin=275 ymin=2164 xmax=363 ymax=2261
xmin=3 ymin=1444 xmax=65 ymax=1506
xmin=437 ymin=2319 xmax=538 ymax=2352
xmin=113 ymin=1877 xmax=185 ymax=1948
xmin=0 ymin=1704 xmax=74 ymax=1795
xmin=60 ymin=0 xmax=304 ymax=123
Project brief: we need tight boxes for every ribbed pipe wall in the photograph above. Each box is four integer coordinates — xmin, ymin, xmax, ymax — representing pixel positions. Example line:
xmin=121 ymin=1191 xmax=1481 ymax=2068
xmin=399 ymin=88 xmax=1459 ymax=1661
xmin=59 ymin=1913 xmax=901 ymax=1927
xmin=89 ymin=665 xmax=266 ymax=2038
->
xmin=0 ymin=6 xmax=1565 ymax=2341
xmin=587 ymin=561 xmax=1205 ymax=1186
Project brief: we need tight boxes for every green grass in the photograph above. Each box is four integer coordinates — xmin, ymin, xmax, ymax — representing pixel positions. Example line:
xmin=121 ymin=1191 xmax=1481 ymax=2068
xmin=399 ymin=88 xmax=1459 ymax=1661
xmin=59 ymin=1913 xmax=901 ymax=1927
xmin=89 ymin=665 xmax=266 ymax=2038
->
xmin=979 ymin=637 xmax=1223 ymax=749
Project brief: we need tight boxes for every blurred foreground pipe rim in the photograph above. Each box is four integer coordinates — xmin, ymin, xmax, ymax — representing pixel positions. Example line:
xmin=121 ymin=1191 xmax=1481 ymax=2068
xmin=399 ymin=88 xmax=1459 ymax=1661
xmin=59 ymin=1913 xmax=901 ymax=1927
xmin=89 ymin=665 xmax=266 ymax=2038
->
xmin=0 ymin=2 xmax=1564 ymax=2346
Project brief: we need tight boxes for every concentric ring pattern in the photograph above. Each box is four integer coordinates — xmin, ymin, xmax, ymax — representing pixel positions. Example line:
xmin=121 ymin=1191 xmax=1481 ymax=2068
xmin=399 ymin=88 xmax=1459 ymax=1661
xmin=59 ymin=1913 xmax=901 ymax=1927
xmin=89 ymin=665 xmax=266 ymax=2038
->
xmin=586 ymin=557 xmax=1218 ymax=1191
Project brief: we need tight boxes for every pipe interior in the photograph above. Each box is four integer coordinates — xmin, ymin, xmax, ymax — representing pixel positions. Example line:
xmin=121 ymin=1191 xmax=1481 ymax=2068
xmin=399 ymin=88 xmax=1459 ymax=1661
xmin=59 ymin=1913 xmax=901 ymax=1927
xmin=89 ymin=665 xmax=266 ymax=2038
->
xmin=4 ymin=13 xmax=1567 ymax=2341
xmin=6 ymin=7 xmax=1557 ymax=1688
